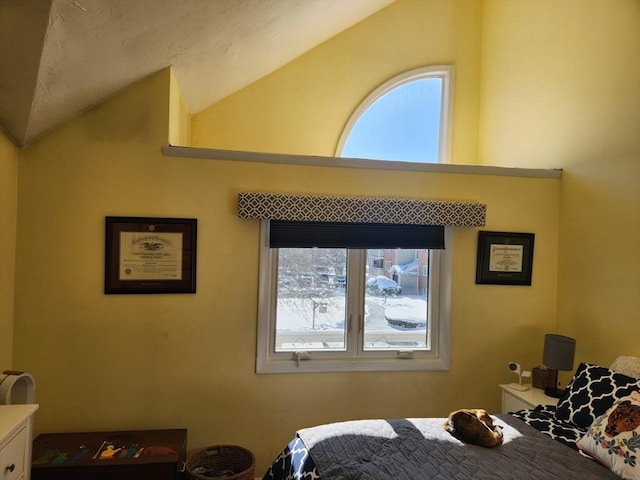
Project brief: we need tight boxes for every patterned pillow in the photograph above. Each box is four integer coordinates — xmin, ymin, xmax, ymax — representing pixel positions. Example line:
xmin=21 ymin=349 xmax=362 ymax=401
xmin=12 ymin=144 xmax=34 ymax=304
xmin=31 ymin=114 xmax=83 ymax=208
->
xmin=510 ymin=405 xmax=585 ymax=451
xmin=555 ymin=363 xmax=640 ymax=430
xmin=577 ymin=389 xmax=640 ymax=480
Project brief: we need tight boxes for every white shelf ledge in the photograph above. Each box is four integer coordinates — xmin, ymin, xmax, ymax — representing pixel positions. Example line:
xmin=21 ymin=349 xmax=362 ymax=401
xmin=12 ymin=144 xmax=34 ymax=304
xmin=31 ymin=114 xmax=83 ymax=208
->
xmin=161 ymin=145 xmax=562 ymax=179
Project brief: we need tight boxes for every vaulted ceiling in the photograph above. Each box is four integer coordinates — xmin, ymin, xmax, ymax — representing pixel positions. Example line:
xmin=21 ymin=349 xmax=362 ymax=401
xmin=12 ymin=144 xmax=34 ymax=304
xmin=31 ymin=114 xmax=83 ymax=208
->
xmin=0 ymin=0 xmax=393 ymax=146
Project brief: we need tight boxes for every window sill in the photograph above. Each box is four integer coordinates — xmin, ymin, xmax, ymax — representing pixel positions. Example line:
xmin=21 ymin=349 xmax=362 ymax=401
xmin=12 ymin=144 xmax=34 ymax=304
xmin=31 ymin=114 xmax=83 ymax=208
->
xmin=256 ymin=355 xmax=451 ymax=374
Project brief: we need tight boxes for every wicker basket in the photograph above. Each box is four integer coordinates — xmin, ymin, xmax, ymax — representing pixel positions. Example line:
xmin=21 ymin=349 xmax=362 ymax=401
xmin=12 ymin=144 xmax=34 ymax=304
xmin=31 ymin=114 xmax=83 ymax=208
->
xmin=186 ymin=445 xmax=255 ymax=480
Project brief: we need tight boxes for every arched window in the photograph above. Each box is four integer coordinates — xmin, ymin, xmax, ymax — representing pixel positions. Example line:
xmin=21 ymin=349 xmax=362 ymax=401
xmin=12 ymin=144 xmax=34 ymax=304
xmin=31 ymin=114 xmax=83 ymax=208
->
xmin=336 ymin=66 xmax=454 ymax=164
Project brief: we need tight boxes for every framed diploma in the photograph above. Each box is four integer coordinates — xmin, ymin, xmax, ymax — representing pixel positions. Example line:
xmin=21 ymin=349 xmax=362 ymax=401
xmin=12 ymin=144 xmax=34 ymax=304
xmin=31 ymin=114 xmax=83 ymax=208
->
xmin=475 ymin=231 xmax=535 ymax=285
xmin=105 ymin=216 xmax=197 ymax=294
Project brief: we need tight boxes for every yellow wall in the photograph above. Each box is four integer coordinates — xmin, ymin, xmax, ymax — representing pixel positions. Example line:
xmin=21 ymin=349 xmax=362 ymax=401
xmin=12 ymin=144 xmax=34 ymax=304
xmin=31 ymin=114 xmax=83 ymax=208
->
xmin=14 ymin=68 xmax=559 ymax=471
xmin=479 ymin=0 xmax=640 ymax=363
xmin=169 ymin=69 xmax=192 ymax=147
xmin=193 ymin=0 xmax=483 ymax=164
xmin=0 ymin=129 xmax=18 ymax=368
xmin=8 ymin=0 xmax=637 ymax=475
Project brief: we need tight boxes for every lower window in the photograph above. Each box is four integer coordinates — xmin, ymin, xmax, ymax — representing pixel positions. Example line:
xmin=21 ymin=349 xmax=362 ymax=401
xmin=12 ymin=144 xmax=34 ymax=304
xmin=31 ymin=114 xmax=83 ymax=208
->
xmin=256 ymin=221 xmax=452 ymax=373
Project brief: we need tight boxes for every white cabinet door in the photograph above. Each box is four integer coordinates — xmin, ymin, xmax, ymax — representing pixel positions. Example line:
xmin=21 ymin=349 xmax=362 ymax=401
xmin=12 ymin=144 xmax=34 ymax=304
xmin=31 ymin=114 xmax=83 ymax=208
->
xmin=0 ymin=427 xmax=27 ymax=480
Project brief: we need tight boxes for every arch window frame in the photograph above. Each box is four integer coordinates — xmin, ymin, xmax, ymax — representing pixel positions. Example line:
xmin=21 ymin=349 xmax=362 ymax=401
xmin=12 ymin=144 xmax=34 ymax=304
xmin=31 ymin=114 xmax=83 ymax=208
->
xmin=336 ymin=65 xmax=455 ymax=164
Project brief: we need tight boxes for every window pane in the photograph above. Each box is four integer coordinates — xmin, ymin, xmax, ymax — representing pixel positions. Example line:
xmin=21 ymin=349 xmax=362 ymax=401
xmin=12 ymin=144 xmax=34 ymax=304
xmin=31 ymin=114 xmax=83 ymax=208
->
xmin=275 ymin=248 xmax=347 ymax=351
xmin=342 ymin=78 xmax=443 ymax=163
xmin=364 ymin=249 xmax=429 ymax=351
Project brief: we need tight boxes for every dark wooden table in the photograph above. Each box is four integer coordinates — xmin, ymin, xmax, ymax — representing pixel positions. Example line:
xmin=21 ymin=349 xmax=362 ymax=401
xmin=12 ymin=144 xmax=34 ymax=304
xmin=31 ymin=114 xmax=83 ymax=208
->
xmin=31 ymin=428 xmax=187 ymax=480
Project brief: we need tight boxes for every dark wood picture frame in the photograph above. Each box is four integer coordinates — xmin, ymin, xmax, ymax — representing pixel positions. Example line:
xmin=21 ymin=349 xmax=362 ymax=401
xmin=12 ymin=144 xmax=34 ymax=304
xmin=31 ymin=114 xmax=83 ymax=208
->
xmin=475 ymin=231 xmax=535 ymax=285
xmin=105 ymin=216 xmax=197 ymax=294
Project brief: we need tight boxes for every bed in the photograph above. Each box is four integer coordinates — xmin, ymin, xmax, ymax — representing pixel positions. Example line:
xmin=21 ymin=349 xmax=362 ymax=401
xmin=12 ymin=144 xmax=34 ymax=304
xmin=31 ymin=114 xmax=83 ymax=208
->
xmin=261 ymin=357 xmax=640 ymax=480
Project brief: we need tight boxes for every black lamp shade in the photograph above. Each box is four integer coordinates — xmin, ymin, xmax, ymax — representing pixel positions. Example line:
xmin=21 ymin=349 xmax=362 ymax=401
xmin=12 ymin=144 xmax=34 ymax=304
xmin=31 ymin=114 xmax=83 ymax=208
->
xmin=543 ymin=334 xmax=576 ymax=371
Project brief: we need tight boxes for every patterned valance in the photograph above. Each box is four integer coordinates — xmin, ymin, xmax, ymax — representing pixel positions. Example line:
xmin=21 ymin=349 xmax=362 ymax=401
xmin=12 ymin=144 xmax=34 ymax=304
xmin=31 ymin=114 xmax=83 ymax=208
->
xmin=237 ymin=192 xmax=485 ymax=227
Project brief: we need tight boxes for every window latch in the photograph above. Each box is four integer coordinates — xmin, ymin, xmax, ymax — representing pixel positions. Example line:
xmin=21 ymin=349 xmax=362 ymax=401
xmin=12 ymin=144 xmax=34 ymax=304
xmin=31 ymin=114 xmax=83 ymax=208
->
xmin=293 ymin=351 xmax=311 ymax=367
xmin=397 ymin=350 xmax=414 ymax=359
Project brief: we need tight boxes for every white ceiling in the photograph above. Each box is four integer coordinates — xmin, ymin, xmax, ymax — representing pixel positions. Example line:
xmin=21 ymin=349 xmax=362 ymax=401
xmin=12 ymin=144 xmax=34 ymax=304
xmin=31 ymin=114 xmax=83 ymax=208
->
xmin=0 ymin=0 xmax=394 ymax=146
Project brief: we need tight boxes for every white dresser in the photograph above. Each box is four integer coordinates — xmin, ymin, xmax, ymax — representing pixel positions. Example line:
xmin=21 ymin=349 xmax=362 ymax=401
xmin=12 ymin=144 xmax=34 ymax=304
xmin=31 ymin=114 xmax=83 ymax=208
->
xmin=0 ymin=405 xmax=38 ymax=480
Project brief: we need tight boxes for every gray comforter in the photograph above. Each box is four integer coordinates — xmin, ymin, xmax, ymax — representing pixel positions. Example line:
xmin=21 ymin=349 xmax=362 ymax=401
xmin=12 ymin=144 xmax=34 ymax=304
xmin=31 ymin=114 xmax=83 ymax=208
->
xmin=297 ymin=414 xmax=620 ymax=479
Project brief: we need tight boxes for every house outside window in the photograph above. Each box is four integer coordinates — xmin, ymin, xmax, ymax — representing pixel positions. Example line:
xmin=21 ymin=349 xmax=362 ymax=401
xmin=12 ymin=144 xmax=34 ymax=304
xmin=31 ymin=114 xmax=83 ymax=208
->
xmin=256 ymin=221 xmax=452 ymax=373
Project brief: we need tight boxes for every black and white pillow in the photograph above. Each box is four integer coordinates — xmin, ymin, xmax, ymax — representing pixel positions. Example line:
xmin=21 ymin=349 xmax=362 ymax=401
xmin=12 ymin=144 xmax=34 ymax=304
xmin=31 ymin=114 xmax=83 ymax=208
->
xmin=555 ymin=363 xmax=640 ymax=430
xmin=511 ymin=405 xmax=585 ymax=451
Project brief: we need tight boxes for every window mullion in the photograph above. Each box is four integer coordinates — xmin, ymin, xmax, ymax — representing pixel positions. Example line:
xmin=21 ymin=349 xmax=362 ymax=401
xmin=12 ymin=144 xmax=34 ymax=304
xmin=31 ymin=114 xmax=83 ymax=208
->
xmin=344 ymin=249 xmax=366 ymax=356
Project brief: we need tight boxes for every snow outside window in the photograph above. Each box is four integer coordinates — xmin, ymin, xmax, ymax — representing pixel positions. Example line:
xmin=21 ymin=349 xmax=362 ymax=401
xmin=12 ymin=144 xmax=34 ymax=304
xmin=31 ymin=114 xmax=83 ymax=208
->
xmin=256 ymin=221 xmax=452 ymax=373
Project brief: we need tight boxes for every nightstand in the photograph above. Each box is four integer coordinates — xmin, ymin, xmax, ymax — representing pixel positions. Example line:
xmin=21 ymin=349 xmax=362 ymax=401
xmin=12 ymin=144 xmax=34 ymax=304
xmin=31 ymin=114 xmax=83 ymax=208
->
xmin=499 ymin=384 xmax=559 ymax=414
xmin=0 ymin=404 xmax=38 ymax=480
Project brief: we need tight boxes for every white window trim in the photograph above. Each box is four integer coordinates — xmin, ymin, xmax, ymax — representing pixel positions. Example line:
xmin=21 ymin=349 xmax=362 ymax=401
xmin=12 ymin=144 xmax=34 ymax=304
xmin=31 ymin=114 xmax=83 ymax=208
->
xmin=256 ymin=220 xmax=452 ymax=374
xmin=335 ymin=65 xmax=455 ymax=164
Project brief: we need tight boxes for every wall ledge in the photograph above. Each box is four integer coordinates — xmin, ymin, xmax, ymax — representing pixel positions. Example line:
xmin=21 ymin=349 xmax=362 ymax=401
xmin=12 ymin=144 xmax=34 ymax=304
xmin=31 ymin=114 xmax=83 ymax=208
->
xmin=161 ymin=145 xmax=562 ymax=179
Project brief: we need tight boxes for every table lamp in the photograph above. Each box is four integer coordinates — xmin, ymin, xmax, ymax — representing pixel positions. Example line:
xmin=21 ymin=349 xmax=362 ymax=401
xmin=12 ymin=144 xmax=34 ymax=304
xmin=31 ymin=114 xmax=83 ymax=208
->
xmin=542 ymin=333 xmax=576 ymax=398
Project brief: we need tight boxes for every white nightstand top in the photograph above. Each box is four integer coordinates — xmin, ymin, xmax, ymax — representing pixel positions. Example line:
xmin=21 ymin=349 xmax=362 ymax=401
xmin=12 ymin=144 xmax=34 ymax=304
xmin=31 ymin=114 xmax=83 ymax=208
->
xmin=0 ymin=404 xmax=38 ymax=442
xmin=500 ymin=384 xmax=559 ymax=407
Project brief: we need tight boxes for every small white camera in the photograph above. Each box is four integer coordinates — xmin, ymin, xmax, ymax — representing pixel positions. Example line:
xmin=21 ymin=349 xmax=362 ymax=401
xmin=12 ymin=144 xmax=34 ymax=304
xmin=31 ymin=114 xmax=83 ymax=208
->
xmin=508 ymin=362 xmax=521 ymax=375
xmin=507 ymin=361 xmax=531 ymax=391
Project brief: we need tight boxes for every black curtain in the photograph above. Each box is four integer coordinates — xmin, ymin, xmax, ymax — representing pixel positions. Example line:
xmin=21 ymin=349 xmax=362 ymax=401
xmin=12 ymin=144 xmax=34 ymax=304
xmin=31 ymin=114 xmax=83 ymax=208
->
xmin=269 ymin=221 xmax=445 ymax=249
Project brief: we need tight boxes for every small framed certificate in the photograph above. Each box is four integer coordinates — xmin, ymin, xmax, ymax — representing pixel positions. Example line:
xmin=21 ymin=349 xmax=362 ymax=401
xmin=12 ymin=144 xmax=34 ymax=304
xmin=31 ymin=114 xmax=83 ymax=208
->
xmin=105 ymin=216 xmax=197 ymax=294
xmin=475 ymin=231 xmax=534 ymax=285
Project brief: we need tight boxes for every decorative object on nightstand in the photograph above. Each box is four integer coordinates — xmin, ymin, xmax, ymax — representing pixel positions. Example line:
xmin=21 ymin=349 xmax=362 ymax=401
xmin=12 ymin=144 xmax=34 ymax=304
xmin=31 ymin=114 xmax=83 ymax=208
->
xmin=0 ymin=370 xmax=36 ymax=405
xmin=531 ymin=365 xmax=556 ymax=390
xmin=542 ymin=333 xmax=576 ymax=398
xmin=507 ymin=362 xmax=531 ymax=391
